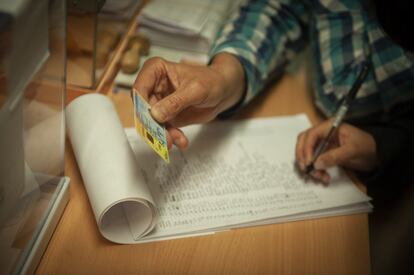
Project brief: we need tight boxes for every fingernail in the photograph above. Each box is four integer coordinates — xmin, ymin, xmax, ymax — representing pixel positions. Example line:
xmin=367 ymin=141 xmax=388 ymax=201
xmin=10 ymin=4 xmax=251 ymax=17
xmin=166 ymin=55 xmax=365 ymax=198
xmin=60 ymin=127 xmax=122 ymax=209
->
xmin=173 ymin=137 xmax=187 ymax=149
xmin=151 ymin=104 xmax=167 ymax=122
xmin=173 ymin=137 xmax=182 ymax=147
xmin=314 ymin=160 xmax=325 ymax=170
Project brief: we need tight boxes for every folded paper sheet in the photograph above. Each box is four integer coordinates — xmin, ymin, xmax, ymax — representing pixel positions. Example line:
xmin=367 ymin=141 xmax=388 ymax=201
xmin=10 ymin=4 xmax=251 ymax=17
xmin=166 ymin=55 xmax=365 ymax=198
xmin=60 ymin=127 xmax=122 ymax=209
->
xmin=66 ymin=94 xmax=156 ymax=243
xmin=66 ymin=94 xmax=371 ymax=244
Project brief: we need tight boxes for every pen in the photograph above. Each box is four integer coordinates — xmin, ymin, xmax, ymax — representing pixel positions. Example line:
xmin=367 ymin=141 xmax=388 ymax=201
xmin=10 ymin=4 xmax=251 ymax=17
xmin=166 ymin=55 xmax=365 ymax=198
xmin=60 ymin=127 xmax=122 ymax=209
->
xmin=305 ymin=63 xmax=370 ymax=175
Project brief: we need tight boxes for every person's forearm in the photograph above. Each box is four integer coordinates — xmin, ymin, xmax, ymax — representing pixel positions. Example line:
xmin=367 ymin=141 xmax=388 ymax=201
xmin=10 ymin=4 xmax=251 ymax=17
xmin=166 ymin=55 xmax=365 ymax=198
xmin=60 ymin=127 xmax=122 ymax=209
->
xmin=209 ymin=53 xmax=246 ymax=115
xmin=209 ymin=0 xmax=308 ymax=108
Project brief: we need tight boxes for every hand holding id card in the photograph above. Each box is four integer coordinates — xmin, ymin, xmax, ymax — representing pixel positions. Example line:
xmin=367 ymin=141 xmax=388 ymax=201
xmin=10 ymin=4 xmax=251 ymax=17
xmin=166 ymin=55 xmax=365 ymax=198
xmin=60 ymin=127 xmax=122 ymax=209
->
xmin=132 ymin=90 xmax=170 ymax=163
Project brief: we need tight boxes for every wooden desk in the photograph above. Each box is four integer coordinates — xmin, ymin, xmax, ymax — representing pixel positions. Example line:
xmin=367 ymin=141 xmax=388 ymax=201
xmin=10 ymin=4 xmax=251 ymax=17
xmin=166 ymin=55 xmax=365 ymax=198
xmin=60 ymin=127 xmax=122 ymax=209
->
xmin=36 ymin=69 xmax=371 ymax=275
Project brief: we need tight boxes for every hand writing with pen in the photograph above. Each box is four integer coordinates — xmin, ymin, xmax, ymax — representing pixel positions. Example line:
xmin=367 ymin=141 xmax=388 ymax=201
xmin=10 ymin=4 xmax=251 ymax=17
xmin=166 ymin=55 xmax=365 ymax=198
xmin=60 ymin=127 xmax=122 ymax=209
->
xmin=295 ymin=121 xmax=378 ymax=184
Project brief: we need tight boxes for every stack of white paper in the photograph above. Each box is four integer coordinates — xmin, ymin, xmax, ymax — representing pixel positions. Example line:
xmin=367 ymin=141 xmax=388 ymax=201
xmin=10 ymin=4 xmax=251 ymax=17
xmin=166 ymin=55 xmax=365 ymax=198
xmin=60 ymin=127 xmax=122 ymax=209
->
xmin=66 ymin=94 xmax=371 ymax=244
xmin=139 ymin=0 xmax=240 ymax=53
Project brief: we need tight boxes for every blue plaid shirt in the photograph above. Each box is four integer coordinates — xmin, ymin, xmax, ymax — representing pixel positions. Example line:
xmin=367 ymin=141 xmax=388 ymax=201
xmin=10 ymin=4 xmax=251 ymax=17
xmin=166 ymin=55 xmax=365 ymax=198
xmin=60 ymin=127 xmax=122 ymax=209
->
xmin=209 ymin=0 xmax=414 ymax=118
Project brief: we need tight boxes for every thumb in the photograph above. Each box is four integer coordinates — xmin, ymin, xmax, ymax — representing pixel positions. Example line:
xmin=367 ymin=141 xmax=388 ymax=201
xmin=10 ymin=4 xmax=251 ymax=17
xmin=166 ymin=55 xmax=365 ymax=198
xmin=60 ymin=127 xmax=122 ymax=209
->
xmin=150 ymin=84 xmax=206 ymax=123
xmin=314 ymin=145 xmax=354 ymax=170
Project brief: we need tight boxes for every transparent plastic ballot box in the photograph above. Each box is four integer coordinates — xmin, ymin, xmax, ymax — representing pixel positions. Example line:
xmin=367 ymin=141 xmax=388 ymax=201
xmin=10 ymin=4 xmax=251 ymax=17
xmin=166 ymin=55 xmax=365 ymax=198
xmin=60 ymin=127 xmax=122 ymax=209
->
xmin=0 ymin=0 xmax=70 ymax=274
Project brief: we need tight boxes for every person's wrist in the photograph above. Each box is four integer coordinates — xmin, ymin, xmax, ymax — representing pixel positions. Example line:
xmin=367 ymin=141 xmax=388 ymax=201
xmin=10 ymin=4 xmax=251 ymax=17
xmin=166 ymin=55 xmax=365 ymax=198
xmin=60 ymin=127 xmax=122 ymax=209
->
xmin=209 ymin=53 xmax=246 ymax=113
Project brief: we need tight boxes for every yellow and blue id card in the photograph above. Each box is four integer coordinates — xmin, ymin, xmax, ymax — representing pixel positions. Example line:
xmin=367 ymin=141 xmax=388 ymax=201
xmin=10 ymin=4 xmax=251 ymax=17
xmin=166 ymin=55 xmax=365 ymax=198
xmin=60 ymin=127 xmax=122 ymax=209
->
xmin=133 ymin=91 xmax=169 ymax=163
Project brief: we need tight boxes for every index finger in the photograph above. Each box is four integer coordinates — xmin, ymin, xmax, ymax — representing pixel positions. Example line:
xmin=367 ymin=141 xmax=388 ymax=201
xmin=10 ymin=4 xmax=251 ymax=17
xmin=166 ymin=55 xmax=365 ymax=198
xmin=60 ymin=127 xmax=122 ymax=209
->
xmin=133 ymin=57 xmax=166 ymax=101
xmin=303 ymin=119 xmax=335 ymax=165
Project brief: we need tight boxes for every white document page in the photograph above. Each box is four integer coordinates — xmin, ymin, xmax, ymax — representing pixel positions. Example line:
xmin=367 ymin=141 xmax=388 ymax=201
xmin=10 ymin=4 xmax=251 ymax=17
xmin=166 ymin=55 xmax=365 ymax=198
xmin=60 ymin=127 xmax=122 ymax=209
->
xmin=125 ymin=115 xmax=371 ymax=242
xmin=66 ymin=94 xmax=371 ymax=244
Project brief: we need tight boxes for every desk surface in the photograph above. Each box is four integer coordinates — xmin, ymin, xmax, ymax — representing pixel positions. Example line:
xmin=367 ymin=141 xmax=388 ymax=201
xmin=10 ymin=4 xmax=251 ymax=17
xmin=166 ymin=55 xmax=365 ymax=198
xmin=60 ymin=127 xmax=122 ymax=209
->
xmin=37 ymin=69 xmax=371 ymax=275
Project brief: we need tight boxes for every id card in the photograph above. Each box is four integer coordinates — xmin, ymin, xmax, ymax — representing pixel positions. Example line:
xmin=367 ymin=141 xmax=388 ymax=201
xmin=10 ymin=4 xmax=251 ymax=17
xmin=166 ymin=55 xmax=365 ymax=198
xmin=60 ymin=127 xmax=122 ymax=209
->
xmin=132 ymin=91 xmax=169 ymax=163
